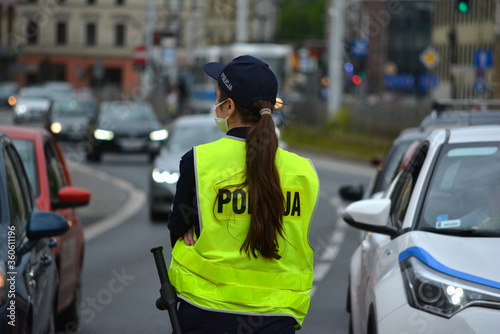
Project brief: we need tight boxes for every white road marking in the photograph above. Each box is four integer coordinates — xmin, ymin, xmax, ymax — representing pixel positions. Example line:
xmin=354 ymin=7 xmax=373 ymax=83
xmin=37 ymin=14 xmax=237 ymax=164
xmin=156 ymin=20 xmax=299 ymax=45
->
xmin=73 ymin=164 xmax=146 ymax=242
xmin=314 ymin=263 xmax=332 ymax=281
xmin=320 ymin=245 xmax=340 ymax=261
xmin=310 ymin=195 xmax=346 ymax=298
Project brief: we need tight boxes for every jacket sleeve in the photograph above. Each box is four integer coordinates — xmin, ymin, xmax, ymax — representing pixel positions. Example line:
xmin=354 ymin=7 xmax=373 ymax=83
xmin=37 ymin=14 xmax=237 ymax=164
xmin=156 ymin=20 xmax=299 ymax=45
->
xmin=167 ymin=149 xmax=200 ymax=248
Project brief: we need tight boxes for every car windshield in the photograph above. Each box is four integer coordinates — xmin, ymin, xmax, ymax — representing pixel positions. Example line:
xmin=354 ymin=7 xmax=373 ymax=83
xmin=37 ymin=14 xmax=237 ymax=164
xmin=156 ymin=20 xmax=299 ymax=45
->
xmin=20 ymin=88 xmax=50 ymax=98
xmin=11 ymin=139 xmax=39 ymax=197
xmin=418 ymin=143 xmax=500 ymax=236
xmin=0 ymin=84 xmax=17 ymax=96
xmin=165 ymin=123 xmax=223 ymax=154
xmin=100 ymin=103 xmax=157 ymax=123
xmin=52 ymin=99 xmax=96 ymax=117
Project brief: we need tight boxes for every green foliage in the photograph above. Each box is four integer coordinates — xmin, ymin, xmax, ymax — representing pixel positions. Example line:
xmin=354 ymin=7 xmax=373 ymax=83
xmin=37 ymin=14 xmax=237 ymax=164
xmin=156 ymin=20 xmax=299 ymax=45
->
xmin=277 ymin=0 xmax=327 ymax=43
xmin=282 ymin=122 xmax=393 ymax=163
xmin=327 ymin=105 xmax=350 ymax=131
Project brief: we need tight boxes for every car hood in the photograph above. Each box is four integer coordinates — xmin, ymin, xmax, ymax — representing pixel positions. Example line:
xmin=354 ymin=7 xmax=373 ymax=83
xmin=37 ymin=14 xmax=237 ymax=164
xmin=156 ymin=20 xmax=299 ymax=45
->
xmin=98 ymin=121 xmax=160 ymax=133
xmin=154 ymin=149 xmax=184 ymax=173
xmin=19 ymin=99 xmax=50 ymax=109
xmin=398 ymin=231 xmax=500 ymax=285
xmin=52 ymin=115 xmax=91 ymax=126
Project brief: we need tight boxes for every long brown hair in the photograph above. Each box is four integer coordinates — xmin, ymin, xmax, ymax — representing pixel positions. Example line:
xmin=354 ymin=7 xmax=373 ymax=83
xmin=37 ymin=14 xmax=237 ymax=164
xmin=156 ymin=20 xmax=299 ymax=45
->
xmin=220 ymin=88 xmax=285 ymax=260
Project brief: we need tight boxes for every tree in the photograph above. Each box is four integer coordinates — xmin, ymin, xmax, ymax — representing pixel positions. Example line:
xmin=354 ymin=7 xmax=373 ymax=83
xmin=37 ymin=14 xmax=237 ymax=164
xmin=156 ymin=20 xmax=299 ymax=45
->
xmin=276 ymin=0 xmax=327 ymax=44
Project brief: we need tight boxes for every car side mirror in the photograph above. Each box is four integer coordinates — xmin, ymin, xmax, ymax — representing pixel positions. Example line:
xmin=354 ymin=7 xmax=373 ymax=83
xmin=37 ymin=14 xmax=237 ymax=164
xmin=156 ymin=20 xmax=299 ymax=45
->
xmin=339 ymin=183 xmax=364 ymax=202
xmin=52 ymin=186 xmax=91 ymax=210
xmin=342 ymin=198 xmax=399 ymax=237
xmin=27 ymin=210 xmax=69 ymax=240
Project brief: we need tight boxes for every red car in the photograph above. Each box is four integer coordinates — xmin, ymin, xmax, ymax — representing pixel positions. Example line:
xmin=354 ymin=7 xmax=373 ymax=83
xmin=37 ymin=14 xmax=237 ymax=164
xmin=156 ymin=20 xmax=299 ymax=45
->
xmin=0 ymin=125 xmax=90 ymax=329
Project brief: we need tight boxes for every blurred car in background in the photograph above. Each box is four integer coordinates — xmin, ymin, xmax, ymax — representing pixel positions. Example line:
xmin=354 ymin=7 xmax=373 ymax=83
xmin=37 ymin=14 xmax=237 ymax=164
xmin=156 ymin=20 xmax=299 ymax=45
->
xmin=86 ymin=100 xmax=167 ymax=162
xmin=339 ymin=128 xmax=427 ymax=202
xmin=0 ymin=81 xmax=19 ymax=106
xmin=43 ymin=81 xmax=74 ymax=96
xmin=44 ymin=97 xmax=97 ymax=141
xmin=0 ymin=131 xmax=69 ymax=334
xmin=340 ymin=99 xmax=500 ymax=203
xmin=0 ymin=125 xmax=90 ymax=330
xmin=149 ymin=114 xmax=224 ymax=221
xmin=344 ymin=125 xmax=500 ymax=334
xmin=12 ymin=86 xmax=53 ymax=124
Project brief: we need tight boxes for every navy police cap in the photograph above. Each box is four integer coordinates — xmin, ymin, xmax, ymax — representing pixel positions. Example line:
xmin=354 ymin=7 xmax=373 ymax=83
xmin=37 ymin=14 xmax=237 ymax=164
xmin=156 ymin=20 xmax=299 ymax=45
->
xmin=202 ymin=55 xmax=278 ymax=113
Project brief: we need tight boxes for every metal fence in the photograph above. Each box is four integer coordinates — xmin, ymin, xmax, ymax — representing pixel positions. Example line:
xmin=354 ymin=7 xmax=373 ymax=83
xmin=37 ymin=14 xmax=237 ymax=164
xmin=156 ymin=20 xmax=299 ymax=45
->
xmin=288 ymin=95 xmax=433 ymax=139
xmin=346 ymin=97 xmax=433 ymax=138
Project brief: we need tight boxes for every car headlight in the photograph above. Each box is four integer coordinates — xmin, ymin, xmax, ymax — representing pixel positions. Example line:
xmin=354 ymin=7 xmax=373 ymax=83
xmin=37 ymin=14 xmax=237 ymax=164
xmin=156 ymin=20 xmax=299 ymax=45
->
xmin=152 ymin=168 xmax=179 ymax=184
xmin=400 ymin=253 xmax=500 ymax=318
xmin=15 ymin=105 xmax=27 ymax=115
xmin=51 ymin=122 xmax=62 ymax=134
xmin=94 ymin=129 xmax=114 ymax=140
xmin=149 ymin=129 xmax=168 ymax=141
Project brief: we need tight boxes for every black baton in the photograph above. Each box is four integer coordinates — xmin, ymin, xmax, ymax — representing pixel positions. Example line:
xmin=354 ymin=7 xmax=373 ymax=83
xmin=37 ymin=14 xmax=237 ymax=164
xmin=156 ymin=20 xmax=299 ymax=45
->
xmin=151 ymin=246 xmax=183 ymax=334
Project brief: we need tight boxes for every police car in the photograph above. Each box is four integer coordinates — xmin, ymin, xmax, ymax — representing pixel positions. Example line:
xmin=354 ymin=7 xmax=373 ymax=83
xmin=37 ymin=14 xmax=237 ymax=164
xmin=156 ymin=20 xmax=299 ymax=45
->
xmin=344 ymin=125 xmax=500 ymax=334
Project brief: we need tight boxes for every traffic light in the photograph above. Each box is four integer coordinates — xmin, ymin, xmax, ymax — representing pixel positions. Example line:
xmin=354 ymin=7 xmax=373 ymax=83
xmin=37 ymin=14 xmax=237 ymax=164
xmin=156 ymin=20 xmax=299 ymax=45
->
xmin=352 ymin=75 xmax=362 ymax=86
xmin=455 ymin=0 xmax=470 ymax=14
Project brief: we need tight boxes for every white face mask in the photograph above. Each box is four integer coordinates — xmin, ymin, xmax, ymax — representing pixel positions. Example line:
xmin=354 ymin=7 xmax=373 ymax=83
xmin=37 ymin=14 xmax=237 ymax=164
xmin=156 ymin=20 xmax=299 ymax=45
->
xmin=213 ymin=99 xmax=229 ymax=133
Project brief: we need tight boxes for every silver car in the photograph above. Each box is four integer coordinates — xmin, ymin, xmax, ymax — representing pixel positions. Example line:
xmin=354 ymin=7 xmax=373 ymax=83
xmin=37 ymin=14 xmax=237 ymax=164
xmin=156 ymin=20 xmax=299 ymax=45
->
xmin=13 ymin=87 xmax=52 ymax=123
xmin=149 ymin=114 xmax=224 ymax=221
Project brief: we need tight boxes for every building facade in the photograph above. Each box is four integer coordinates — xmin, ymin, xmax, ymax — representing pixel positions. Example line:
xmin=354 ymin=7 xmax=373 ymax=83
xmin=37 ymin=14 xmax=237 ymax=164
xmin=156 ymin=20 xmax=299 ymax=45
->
xmin=0 ymin=0 xmax=18 ymax=81
xmin=9 ymin=0 xmax=277 ymax=97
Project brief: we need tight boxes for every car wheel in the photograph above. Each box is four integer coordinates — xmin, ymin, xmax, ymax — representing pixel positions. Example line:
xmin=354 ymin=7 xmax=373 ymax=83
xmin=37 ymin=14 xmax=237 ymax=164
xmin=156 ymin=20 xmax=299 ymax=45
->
xmin=47 ymin=309 xmax=56 ymax=334
xmin=21 ymin=314 xmax=32 ymax=334
xmin=149 ymin=207 xmax=166 ymax=222
xmin=367 ymin=307 xmax=377 ymax=334
xmin=86 ymin=145 xmax=101 ymax=162
xmin=346 ymin=284 xmax=354 ymax=334
xmin=57 ymin=273 xmax=81 ymax=331
xmin=148 ymin=153 xmax=156 ymax=163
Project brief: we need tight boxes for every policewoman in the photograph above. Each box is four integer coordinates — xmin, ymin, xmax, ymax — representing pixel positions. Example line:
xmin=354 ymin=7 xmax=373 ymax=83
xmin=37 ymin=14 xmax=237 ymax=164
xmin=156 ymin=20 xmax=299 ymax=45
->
xmin=167 ymin=55 xmax=320 ymax=333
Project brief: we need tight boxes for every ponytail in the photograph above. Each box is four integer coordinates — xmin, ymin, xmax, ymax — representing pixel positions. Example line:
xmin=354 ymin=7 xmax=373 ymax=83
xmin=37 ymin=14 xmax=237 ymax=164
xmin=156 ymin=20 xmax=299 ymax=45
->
xmin=242 ymin=101 xmax=285 ymax=260
xmin=218 ymin=89 xmax=285 ymax=260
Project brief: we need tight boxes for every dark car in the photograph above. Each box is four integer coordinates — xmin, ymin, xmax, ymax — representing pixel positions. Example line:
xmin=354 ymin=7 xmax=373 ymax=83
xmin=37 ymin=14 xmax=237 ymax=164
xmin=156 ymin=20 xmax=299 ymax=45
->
xmin=0 ymin=125 xmax=90 ymax=330
xmin=86 ymin=101 xmax=167 ymax=162
xmin=44 ymin=97 xmax=97 ymax=141
xmin=0 ymin=132 xmax=69 ymax=334
xmin=149 ymin=114 xmax=224 ymax=221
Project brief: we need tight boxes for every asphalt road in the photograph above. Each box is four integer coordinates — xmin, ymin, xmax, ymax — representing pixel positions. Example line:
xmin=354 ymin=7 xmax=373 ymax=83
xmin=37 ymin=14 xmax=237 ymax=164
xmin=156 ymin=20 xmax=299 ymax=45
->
xmin=0 ymin=108 xmax=376 ymax=333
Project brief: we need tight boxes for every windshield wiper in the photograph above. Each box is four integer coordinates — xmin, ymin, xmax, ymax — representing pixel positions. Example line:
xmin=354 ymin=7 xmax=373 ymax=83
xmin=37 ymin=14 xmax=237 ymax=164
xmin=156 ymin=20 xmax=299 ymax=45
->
xmin=418 ymin=227 xmax=500 ymax=237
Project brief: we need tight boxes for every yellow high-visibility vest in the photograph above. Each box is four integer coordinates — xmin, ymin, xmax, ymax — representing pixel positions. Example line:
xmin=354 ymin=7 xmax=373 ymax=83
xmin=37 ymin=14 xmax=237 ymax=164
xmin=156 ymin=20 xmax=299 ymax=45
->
xmin=169 ymin=136 xmax=319 ymax=328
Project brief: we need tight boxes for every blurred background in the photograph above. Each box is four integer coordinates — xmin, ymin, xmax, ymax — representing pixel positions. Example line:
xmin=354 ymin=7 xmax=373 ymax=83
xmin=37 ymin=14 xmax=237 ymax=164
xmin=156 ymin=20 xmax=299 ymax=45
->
xmin=1 ymin=0 xmax=498 ymax=148
xmin=1 ymin=2 xmax=499 ymax=333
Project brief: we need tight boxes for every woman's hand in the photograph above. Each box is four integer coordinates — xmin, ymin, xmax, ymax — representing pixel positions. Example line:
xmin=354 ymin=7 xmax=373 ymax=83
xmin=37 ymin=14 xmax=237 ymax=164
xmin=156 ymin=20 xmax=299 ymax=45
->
xmin=179 ymin=227 xmax=195 ymax=246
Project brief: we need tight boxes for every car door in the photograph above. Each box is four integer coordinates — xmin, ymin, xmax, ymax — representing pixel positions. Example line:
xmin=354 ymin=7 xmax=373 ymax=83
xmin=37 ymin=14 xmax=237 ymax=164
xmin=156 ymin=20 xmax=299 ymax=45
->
xmin=357 ymin=141 xmax=430 ymax=323
xmin=4 ymin=142 xmax=58 ymax=333
xmin=44 ymin=138 xmax=79 ymax=307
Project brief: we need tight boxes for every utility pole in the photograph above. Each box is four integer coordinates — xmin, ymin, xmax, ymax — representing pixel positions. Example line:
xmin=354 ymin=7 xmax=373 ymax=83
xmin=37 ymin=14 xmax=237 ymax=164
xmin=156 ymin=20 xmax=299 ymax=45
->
xmin=140 ymin=0 xmax=158 ymax=101
xmin=167 ymin=0 xmax=180 ymax=83
xmin=236 ymin=0 xmax=248 ymax=43
xmin=327 ymin=0 xmax=346 ymax=118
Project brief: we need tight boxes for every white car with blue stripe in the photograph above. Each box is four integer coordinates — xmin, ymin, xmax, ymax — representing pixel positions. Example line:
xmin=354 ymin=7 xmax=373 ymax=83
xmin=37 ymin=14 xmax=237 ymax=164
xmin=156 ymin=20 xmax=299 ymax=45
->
xmin=344 ymin=125 xmax=500 ymax=334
